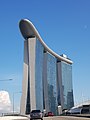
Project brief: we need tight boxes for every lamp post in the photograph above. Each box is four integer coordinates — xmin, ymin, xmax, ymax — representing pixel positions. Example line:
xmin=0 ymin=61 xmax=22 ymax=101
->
xmin=13 ymin=91 xmax=22 ymax=114
xmin=0 ymin=79 xmax=13 ymax=81
xmin=0 ymin=78 xmax=13 ymax=115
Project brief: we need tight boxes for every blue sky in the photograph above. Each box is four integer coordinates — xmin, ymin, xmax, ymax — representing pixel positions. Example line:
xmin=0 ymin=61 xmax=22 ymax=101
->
xmin=0 ymin=0 xmax=90 ymax=112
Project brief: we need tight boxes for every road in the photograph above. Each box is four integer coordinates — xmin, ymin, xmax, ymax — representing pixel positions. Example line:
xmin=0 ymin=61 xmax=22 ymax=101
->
xmin=44 ymin=116 xmax=90 ymax=120
xmin=0 ymin=115 xmax=90 ymax=120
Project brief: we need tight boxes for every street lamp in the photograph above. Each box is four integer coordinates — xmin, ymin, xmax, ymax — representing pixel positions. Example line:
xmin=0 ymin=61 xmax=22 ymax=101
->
xmin=0 ymin=79 xmax=13 ymax=81
xmin=13 ymin=91 xmax=22 ymax=114
xmin=0 ymin=78 xmax=13 ymax=90
xmin=0 ymin=78 xmax=13 ymax=115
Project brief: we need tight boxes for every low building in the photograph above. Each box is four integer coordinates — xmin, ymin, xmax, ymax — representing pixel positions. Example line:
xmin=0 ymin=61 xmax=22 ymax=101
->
xmin=68 ymin=100 xmax=90 ymax=114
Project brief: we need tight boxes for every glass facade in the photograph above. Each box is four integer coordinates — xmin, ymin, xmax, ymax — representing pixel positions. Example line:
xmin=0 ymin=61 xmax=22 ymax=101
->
xmin=58 ymin=61 xmax=74 ymax=110
xmin=26 ymin=79 xmax=30 ymax=114
xmin=35 ymin=39 xmax=44 ymax=111
xmin=43 ymin=52 xmax=58 ymax=115
xmin=25 ymin=38 xmax=74 ymax=115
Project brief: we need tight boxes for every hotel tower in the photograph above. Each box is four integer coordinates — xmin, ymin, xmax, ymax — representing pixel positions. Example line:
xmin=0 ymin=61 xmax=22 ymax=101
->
xmin=19 ymin=19 xmax=74 ymax=115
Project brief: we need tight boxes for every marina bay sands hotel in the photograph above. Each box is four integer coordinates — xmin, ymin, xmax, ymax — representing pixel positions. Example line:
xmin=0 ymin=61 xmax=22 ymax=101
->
xmin=19 ymin=19 xmax=74 ymax=115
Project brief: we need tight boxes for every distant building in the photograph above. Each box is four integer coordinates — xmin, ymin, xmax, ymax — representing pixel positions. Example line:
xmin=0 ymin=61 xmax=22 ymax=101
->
xmin=19 ymin=19 xmax=74 ymax=115
xmin=69 ymin=100 xmax=90 ymax=114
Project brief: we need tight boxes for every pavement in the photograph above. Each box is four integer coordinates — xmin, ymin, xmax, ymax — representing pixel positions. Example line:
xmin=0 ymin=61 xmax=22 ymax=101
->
xmin=0 ymin=115 xmax=29 ymax=120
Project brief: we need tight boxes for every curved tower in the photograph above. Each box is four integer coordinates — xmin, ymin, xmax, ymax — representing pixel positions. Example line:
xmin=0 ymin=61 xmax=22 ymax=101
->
xmin=19 ymin=19 xmax=74 ymax=115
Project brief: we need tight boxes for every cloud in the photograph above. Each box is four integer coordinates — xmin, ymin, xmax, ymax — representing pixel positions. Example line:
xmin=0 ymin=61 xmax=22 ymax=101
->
xmin=0 ymin=91 xmax=11 ymax=113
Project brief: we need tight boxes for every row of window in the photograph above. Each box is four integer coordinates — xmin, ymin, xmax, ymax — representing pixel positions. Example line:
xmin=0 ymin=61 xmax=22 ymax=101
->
xmin=26 ymin=38 xmax=74 ymax=115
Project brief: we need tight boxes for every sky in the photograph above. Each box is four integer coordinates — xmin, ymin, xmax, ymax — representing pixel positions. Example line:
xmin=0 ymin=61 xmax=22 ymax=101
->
xmin=0 ymin=0 xmax=90 ymax=113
